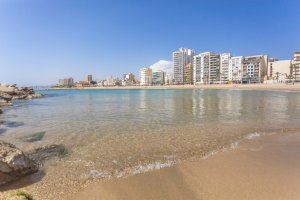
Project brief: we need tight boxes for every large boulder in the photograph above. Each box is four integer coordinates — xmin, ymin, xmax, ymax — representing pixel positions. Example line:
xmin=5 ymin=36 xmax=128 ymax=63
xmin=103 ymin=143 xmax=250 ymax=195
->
xmin=0 ymin=141 xmax=38 ymax=186
xmin=0 ymin=91 xmax=13 ymax=106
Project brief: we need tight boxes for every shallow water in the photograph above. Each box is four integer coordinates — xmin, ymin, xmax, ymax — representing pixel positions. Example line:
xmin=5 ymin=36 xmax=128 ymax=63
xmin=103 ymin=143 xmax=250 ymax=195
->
xmin=1 ymin=89 xmax=300 ymax=198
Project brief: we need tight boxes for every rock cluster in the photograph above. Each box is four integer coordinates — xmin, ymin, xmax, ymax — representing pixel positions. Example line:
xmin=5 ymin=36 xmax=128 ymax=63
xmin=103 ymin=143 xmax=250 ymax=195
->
xmin=0 ymin=141 xmax=38 ymax=186
xmin=0 ymin=84 xmax=43 ymax=113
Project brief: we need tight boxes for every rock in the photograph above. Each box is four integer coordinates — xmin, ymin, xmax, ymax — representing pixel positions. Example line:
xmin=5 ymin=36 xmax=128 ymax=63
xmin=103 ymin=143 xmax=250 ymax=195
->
xmin=0 ymin=85 xmax=17 ymax=94
xmin=21 ymin=131 xmax=46 ymax=142
xmin=8 ymin=196 xmax=28 ymax=200
xmin=0 ymin=140 xmax=38 ymax=186
xmin=4 ymin=121 xmax=25 ymax=128
xmin=7 ymin=190 xmax=33 ymax=200
xmin=0 ymin=91 xmax=13 ymax=101
xmin=28 ymin=144 xmax=68 ymax=164
xmin=0 ymin=84 xmax=43 ymax=108
xmin=0 ymin=106 xmax=2 ymax=114
xmin=0 ymin=91 xmax=13 ymax=106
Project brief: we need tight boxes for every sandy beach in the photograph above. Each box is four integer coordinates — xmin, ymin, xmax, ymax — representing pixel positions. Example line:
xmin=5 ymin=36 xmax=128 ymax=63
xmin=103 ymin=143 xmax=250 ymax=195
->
xmin=53 ymin=83 xmax=300 ymax=91
xmin=68 ymin=129 xmax=300 ymax=200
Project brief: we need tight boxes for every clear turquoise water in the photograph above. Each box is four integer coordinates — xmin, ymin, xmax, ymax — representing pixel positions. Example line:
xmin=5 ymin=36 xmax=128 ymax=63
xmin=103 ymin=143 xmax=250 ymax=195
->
xmin=0 ymin=89 xmax=300 ymax=185
xmin=2 ymin=89 xmax=300 ymax=136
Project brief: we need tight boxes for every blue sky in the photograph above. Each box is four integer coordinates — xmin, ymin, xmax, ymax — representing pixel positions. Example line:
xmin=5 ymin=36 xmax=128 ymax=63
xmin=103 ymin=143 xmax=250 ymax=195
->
xmin=0 ymin=0 xmax=299 ymax=86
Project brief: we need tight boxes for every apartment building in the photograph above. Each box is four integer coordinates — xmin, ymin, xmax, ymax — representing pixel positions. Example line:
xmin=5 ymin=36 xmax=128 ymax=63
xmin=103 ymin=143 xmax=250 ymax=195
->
xmin=193 ymin=54 xmax=202 ymax=84
xmin=193 ymin=52 xmax=220 ymax=84
xmin=183 ymin=63 xmax=193 ymax=84
xmin=220 ymin=53 xmax=231 ymax=83
xmin=140 ymin=67 xmax=152 ymax=86
xmin=229 ymin=56 xmax=243 ymax=83
xmin=122 ymin=73 xmax=136 ymax=86
xmin=58 ymin=78 xmax=74 ymax=87
xmin=152 ymin=70 xmax=165 ymax=85
xmin=242 ymin=55 xmax=268 ymax=83
xmin=267 ymin=59 xmax=291 ymax=81
xmin=173 ymin=48 xmax=195 ymax=84
xmin=292 ymin=52 xmax=300 ymax=82
xmin=87 ymin=75 xmax=93 ymax=83
xmin=164 ymin=73 xmax=173 ymax=85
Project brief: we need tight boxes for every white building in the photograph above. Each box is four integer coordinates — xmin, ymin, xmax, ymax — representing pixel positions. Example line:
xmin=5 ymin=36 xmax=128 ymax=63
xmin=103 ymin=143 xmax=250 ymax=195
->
xmin=267 ymin=59 xmax=291 ymax=82
xmin=220 ymin=53 xmax=231 ymax=83
xmin=193 ymin=54 xmax=202 ymax=84
xmin=122 ymin=73 xmax=136 ymax=86
xmin=173 ymin=48 xmax=195 ymax=84
xmin=140 ymin=67 xmax=152 ymax=86
xmin=292 ymin=52 xmax=300 ymax=82
xmin=229 ymin=56 xmax=243 ymax=83
xmin=104 ymin=76 xmax=115 ymax=86
xmin=193 ymin=52 xmax=220 ymax=84
xmin=164 ymin=73 xmax=173 ymax=85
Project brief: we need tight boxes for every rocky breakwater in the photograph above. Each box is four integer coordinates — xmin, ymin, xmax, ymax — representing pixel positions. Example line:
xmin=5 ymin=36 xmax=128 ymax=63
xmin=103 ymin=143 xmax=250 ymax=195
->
xmin=0 ymin=84 xmax=43 ymax=113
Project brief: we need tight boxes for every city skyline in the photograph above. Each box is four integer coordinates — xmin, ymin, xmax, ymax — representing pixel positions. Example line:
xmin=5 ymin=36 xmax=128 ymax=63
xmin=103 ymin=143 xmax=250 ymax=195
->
xmin=55 ymin=49 xmax=299 ymax=88
xmin=0 ymin=0 xmax=300 ymax=86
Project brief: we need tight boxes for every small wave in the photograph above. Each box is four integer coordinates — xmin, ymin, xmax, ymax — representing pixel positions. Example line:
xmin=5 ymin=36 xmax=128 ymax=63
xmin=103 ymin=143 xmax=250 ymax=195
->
xmin=202 ymin=150 xmax=218 ymax=159
xmin=86 ymin=170 xmax=112 ymax=179
xmin=130 ymin=161 xmax=176 ymax=176
xmin=245 ymin=132 xmax=261 ymax=140
xmin=86 ymin=160 xmax=177 ymax=180
xmin=202 ymin=132 xmax=263 ymax=160
xmin=86 ymin=132 xmax=265 ymax=180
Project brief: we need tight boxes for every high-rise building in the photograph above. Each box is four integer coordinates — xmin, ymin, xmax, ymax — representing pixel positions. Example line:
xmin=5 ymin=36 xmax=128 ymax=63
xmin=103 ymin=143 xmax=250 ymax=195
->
xmin=183 ymin=63 xmax=193 ymax=84
xmin=208 ymin=53 xmax=221 ymax=83
xmin=267 ymin=59 xmax=291 ymax=81
xmin=164 ymin=73 xmax=173 ymax=85
xmin=87 ymin=75 xmax=93 ymax=83
xmin=292 ymin=52 xmax=300 ymax=82
xmin=242 ymin=55 xmax=268 ymax=83
xmin=173 ymin=48 xmax=195 ymax=84
xmin=140 ymin=67 xmax=152 ymax=86
xmin=193 ymin=54 xmax=202 ymax=84
xmin=229 ymin=56 xmax=243 ymax=83
xmin=193 ymin=52 xmax=220 ymax=84
xmin=58 ymin=78 xmax=74 ymax=87
xmin=220 ymin=53 xmax=231 ymax=83
xmin=152 ymin=70 xmax=165 ymax=85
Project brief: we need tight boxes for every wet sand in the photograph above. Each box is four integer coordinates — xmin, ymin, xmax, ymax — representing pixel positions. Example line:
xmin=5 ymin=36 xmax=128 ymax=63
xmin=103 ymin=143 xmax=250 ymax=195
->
xmin=69 ymin=130 xmax=300 ymax=200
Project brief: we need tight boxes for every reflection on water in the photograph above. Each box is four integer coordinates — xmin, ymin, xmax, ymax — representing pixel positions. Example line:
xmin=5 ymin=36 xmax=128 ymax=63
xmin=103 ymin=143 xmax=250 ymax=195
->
xmin=0 ymin=89 xmax=300 ymax=145
xmin=0 ymin=89 xmax=300 ymax=198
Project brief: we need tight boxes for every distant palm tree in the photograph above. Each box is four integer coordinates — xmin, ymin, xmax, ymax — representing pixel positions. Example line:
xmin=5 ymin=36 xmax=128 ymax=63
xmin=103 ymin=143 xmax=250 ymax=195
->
xmin=275 ymin=72 xmax=280 ymax=82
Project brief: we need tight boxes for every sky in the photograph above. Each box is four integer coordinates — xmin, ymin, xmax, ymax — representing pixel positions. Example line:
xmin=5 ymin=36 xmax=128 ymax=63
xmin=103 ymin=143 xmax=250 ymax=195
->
xmin=0 ymin=0 xmax=299 ymax=86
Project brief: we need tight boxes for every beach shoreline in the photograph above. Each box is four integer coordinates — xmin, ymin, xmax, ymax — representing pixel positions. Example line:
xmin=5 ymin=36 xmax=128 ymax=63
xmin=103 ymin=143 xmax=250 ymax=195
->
xmin=51 ymin=83 xmax=300 ymax=91
xmin=1 ymin=88 xmax=300 ymax=200
xmin=68 ymin=129 xmax=300 ymax=200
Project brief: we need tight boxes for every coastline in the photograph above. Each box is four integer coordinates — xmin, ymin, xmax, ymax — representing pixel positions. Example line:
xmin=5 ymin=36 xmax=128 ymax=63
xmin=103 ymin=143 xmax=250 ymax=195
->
xmin=51 ymin=83 xmax=300 ymax=91
xmin=68 ymin=129 xmax=300 ymax=200
xmin=1 ymin=88 xmax=300 ymax=199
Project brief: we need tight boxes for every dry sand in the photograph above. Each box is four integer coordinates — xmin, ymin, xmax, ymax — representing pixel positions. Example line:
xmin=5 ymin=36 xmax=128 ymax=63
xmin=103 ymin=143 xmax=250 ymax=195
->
xmin=68 ymin=130 xmax=300 ymax=200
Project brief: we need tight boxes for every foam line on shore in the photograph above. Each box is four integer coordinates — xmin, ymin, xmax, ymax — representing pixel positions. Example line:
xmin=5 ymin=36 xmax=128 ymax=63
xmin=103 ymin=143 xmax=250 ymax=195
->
xmin=85 ymin=132 xmax=266 ymax=181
